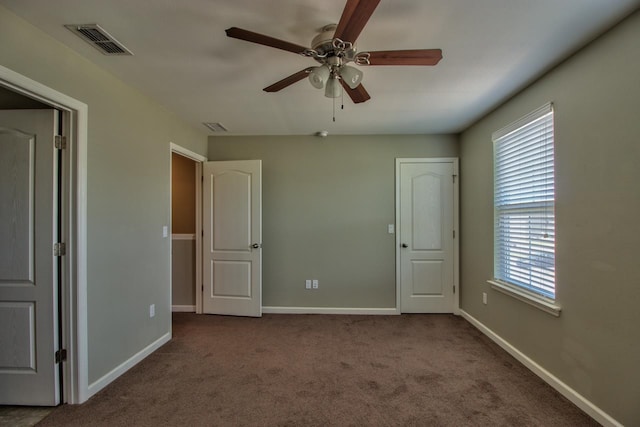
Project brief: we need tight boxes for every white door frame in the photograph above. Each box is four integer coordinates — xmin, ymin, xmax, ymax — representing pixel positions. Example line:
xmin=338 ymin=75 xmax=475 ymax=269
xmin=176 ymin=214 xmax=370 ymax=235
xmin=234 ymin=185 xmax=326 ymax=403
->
xmin=0 ymin=65 xmax=89 ymax=403
xmin=169 ymin=143 xmax=206 ymax=314
xmin=395 ymin=158 xmax=460 ymax=315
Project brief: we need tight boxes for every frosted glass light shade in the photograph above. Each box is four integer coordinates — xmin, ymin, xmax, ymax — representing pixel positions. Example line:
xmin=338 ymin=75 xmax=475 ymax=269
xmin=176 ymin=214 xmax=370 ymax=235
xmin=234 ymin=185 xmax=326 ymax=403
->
xmin=340 ymin=65 xmax=363 ymax=89
xmin=324 ymin=76 xmax=342 ymax=98
xmin=308 ymin=65 xmax=330 ymax=89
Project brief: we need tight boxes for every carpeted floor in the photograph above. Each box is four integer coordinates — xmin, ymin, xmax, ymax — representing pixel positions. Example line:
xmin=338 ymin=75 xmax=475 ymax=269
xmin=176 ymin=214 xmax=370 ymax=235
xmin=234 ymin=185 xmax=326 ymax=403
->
xmin=38 ymin=313 xmax=597 ymax=426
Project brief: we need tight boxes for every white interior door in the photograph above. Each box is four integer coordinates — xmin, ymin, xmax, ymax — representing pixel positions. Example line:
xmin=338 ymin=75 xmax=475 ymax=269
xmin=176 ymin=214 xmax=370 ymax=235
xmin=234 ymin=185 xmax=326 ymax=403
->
xmin=203 ymin=160 xmax=262 ymax=317
xmin=397 ymin=159 xmax=457 ymax=313
xmin=0 ymin=109 xmax=60 ymax=405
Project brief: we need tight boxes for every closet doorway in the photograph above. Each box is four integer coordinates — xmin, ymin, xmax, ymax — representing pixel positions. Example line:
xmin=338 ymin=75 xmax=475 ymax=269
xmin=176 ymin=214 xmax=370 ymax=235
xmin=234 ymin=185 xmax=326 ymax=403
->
xmin=170 ymin=144 xmax=205 ymax=313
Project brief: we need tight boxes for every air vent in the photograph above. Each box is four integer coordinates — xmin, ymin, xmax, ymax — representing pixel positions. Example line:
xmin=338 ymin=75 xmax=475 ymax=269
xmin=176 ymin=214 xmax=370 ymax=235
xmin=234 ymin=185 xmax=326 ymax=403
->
xmin=203 ymin=122 xmax=228 ymax=133
xmin=65 ymin=24 xmax=133 ymax=56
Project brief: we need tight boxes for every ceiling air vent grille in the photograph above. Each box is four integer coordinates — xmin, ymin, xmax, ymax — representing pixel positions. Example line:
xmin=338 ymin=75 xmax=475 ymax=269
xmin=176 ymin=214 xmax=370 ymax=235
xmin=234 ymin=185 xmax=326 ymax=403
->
xmin=203 ymin=122 xmax=228 ymax=133
xmin=65 ymin=24 xmax=133 ymax=56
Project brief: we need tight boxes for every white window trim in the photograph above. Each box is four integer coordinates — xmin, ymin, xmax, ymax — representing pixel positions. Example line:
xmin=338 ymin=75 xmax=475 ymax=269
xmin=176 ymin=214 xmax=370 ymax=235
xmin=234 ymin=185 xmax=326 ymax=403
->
xmin=488 ymin=279 xmax=561 ymax=317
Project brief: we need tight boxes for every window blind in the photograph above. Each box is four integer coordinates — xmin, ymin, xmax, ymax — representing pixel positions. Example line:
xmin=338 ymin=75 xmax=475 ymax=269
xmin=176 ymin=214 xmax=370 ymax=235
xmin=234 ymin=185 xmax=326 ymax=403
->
xmin=493 ymin=103 xmax=555 ymax=298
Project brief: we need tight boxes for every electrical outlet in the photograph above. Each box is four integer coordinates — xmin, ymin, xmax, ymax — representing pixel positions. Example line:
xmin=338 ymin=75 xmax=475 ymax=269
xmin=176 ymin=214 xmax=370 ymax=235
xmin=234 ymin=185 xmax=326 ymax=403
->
xmin=149 ymin=304 xmax=155 ymax=317
xmin=305 ymin=279 xmax=311 ymax=290
xmin=312 ymin=279 xmax=319 ymax=289
xmin=482 ymin=292 xmax=487 ymax=305
xmin=387 ymin=224 xmax=395 ymax=234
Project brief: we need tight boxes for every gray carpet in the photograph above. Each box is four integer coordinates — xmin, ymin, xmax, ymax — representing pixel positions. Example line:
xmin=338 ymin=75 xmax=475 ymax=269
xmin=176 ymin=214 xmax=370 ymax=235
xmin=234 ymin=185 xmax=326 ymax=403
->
xmin=38 ymin=313 xmax=597 ymax=426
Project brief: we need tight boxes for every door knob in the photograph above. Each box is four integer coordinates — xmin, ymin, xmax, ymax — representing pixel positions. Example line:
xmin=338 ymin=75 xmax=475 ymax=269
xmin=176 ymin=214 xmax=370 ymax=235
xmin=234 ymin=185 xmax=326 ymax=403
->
xmin=251 ymin=243 xmax=261 ymax=249
xmin=401 ymin=243 xmax=408 ymax=248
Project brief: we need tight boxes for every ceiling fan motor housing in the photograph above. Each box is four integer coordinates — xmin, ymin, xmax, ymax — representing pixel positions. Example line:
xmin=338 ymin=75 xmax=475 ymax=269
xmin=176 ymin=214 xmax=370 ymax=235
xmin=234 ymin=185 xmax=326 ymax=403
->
xmin=311 ymin=24 xmax=356 ymax=64
xmin=311 ymin=24 xmax=337 ymax=55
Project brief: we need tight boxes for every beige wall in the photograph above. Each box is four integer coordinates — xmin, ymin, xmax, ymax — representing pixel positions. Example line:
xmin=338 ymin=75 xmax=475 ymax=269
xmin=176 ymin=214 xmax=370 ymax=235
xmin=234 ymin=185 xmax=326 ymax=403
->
xmin=0 ymin=6 xmax=207 ymax=384
xmin=459 ymin=10 xmax=640 ymax=426
xmin=171 ymin=153 xmax=196 ymax=234
xmin=209 ymin=134 xmax=458 ymax=308
xmin=171 ymin=239 xmax=196 ymax=306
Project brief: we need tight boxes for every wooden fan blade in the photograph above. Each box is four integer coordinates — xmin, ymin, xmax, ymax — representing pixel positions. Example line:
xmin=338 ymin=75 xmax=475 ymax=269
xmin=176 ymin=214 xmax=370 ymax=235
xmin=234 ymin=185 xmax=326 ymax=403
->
xmin=334 ymin=0 xmax=381 ymax=43
xmin=340 ymin=79 xmax=371 ymax=103
xmin=226 ymin=27 xmax=308 ymax=54
xmin=263 ymin=68 xmax=313 ymax=92
xmin=366 ymin=49 xmax=443 ymax=66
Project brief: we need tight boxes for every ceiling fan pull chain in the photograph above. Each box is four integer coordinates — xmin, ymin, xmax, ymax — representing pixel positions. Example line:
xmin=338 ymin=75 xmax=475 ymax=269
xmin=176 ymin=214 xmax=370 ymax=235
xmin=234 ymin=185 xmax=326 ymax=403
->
xmin=333 ymin=96 xmax=336 ymax=122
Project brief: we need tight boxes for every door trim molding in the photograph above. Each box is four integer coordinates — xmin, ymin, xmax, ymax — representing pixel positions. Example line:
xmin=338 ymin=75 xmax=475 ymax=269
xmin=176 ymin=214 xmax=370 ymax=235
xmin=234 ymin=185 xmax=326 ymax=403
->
xmin=169 ymin=143 xmax=206 ymax=315
xmin=395 ymin=158 xmax=460 ymax=315
xmin=0 ymin=65 xmax=89 ymax=403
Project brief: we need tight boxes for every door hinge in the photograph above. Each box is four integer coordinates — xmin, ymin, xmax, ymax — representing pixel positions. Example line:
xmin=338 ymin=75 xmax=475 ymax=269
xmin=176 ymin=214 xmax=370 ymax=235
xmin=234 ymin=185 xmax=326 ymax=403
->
xmin=453 ymin=285 xmax=456 ymax=294
xmin=55 ymin=349 xmax=67 ymax=363
xmin=453 ymin=174 xmax=457 ymax=183
xmin=54 ymin=135 xmax=67 ymax=150
xmin=453 ymin=230 xmax=456 ymax=239
xmin=54 ymin=242 xmax=66 ymax=256
xmin=201 ymin=284 xmax=204 ymax=292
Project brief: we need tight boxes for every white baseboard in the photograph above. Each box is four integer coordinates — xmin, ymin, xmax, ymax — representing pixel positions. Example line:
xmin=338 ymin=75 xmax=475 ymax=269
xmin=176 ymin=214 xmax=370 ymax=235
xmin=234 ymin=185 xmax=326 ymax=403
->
xmin=86 ymin=332 xmax=171 ymax=399
xmin=262 ymin=306 xmax=399 ymax=315
xmin=459 ymin=310 xmax=621 ymax=427
xmin=172 ymin=305 xmax=196 ymax=312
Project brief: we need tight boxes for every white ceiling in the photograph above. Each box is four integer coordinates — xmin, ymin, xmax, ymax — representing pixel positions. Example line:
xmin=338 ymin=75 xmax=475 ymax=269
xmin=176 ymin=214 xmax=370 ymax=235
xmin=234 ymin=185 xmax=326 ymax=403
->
xmin=1 ymin=0 xmax=638 ymax=136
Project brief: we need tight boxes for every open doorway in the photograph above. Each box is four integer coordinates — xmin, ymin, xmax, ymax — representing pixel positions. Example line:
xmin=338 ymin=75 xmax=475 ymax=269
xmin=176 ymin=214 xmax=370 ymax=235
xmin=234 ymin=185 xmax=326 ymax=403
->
xmin=169 ymin=144 xmax=205 ymax=314
xmin=171 ymin=152 xmax=197 ymax=312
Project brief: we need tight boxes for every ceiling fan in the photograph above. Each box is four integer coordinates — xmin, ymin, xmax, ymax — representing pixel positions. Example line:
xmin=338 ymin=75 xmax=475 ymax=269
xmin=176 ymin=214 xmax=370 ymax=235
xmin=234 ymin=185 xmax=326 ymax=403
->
xmin=225 ymin=0 xmax=442 ymax=104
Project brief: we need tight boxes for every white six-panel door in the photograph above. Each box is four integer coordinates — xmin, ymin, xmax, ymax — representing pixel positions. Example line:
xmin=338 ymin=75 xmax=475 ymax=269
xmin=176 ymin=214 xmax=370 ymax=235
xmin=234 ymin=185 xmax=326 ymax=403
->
xmin=202 ymin=160 xmax=262 ymax=317
xmin=397 ymin=159 xmax=457 ymax=313
xmin=0 ymin=110 xmax=60 ymax=405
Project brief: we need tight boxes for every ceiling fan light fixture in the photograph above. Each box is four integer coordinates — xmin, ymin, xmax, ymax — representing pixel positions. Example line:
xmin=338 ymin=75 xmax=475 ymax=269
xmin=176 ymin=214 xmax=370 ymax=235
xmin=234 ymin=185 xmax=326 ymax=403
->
xmin=309 ymin=65 xmax=330 ymax=89
xmin=340 ymin=65 xmax=363 ymax=89
xmin=324 ymin=76 xmax=342 ymax=98
xmin=226 ymin=0 xmax=442 ymax=105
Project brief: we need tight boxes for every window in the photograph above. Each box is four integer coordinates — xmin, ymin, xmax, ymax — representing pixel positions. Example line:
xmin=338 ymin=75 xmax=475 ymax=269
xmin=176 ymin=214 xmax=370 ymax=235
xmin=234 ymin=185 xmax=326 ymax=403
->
xmin=492 ymin=103 xmax=555 ymax=300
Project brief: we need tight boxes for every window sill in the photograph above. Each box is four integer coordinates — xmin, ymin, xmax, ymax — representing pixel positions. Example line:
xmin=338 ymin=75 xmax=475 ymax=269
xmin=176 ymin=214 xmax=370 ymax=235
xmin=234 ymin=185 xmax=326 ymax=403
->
xmin=487 ymin=280 xmax=562 ymax=317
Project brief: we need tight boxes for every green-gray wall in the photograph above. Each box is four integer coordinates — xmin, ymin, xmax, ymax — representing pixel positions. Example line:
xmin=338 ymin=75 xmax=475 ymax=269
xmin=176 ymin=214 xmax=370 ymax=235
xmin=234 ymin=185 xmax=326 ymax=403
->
xmin=459 ymin=9 xmax=640 ymax=426
xmin=0 ymin=6 xmax=208 ymax=384
xmin=209 ymin=135 xmax=458 ymax=308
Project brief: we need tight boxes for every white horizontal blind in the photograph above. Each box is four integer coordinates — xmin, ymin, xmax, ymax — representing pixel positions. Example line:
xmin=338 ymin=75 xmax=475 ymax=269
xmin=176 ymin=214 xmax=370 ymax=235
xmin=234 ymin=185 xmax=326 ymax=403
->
xmin=493 ymin=104 xmax=555 ymax=298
